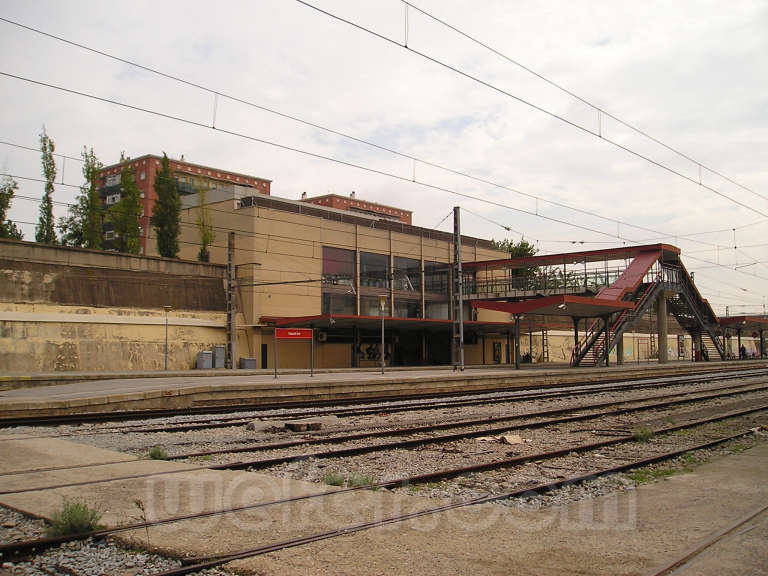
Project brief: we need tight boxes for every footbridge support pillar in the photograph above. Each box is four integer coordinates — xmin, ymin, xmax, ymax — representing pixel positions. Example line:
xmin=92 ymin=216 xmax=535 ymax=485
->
xmin=657 ymin=294 xmax=668 ymax=364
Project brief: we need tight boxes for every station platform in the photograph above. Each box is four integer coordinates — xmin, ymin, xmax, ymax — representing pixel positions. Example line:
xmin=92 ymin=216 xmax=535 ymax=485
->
xmin=1 ymin=360 xmax=766 ymax=421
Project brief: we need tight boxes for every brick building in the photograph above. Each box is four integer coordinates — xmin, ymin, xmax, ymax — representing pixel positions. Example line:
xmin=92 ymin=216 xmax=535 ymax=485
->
xmin=300 ymin=192 xmax=412 ymax=224
xmin=98 ymin=154 xmax=271 ymax=254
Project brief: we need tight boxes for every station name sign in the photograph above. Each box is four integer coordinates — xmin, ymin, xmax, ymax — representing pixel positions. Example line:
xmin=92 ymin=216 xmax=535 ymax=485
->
xmin=275 ymin=328 xmax=313 ymax=340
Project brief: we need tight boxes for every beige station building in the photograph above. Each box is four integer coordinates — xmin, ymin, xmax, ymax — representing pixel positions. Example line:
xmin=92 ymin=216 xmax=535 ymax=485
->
xmin=172 ymin=181 xmax=517 ymax=370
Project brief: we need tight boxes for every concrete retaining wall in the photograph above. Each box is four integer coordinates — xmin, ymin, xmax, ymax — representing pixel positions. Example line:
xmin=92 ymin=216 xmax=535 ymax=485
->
xmin=0 ymin=240 xmax=228 ymax=372
xmin=0 ymin=239 xmax=226 ymax=310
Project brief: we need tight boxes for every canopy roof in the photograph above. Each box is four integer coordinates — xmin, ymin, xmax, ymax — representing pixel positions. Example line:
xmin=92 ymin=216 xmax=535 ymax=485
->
xmin=464 ymin=243 xmax=680 ymax=270
xmin=261 ymin=314 xmax=517 ymax=334
xmin=471 ymin=294 xmax=634 ymax=318
xmin=719 ymin=315 xmax=768 ymax=333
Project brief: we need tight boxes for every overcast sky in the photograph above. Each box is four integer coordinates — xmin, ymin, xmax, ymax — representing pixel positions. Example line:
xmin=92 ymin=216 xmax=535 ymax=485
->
xmin=1 ymin=0 xmax=766 ymax=315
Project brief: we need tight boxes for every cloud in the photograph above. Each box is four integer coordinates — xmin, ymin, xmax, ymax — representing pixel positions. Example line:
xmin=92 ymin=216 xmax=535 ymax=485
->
xmin=0 ymin=0 xmax=766 ymax=310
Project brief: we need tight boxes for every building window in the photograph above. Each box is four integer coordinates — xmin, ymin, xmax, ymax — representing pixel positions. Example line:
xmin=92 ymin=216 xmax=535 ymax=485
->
xmin=394 ymin=257 xmax=421 ymax=292
xmin=360 ymin=252 xmax=389 ymax=289
xmin=425 ymin=261 xmax=450 ymax=295
xmin=394 ymin=299 xmax=421 ymax=318
xmin=321 ymin=293 xmax=356 ymax=315
xmin=322 ymin=246 xmax=355 ymax=286
xmin=139 ymin=171 xmax=145 ymax=180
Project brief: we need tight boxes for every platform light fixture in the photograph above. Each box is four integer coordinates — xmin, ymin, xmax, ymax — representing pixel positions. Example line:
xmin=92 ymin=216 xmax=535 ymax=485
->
xmin=379 ymin=294 xmax=388 ymax=375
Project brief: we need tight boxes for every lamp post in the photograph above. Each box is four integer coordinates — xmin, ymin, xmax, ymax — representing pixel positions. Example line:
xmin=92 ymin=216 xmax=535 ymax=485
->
xmin=163 ymin=305 xmax=172 ymax=370
xmin=379 ymin=294 xmax=387 ymax=375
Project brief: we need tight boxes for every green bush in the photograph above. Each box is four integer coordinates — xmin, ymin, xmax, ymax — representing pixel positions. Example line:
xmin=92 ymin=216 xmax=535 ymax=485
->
xmin=321 ymin=472 xmax=345 ymax=486
xmin=632 ymin=425 xmax=654 ymax=443
xmin=349 ymin=474 xmax=376 ymax=488
xmin=46 ymin=499 xmax=102 ymax=537
xmin=148 ymin=446 xmax=168 ymax=460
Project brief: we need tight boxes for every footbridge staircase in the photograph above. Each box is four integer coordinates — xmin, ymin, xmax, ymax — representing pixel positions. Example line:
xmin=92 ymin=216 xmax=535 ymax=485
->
xmin=571 ymin=251 xmax=725 ymax=367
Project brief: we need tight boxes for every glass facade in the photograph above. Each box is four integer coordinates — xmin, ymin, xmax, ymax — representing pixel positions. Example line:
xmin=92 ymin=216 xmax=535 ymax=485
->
xmin=393 ymin=257 xmax=421 ymax=292
xmin=360 ymin=251 xmax=389 ymax=289
xmin=322 ymin=246 xmax=355 ymax=286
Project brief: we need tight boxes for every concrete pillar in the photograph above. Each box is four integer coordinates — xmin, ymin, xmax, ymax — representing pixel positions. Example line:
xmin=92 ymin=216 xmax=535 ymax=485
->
xmin=572 ymin=317 xmax=580 ymax=349
xmin=693 ymin=333 xmax=701 ymax=362
xmin=616 ymin=334 xmax=624 ymax=365
xmin=506 ymin=331 xmax=511 ymax=364
xmin=657 ymin=294 xmax=668 ymax=363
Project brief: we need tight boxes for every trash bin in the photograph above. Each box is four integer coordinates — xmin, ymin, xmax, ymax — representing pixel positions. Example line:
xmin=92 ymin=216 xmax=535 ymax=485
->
xmin=196 ymin=350 xmax=213 ymax=369
xmin=239 ymin=357 xmax=258 ymax=369
xmin=213 ymin=345 xmax=226 ymax=368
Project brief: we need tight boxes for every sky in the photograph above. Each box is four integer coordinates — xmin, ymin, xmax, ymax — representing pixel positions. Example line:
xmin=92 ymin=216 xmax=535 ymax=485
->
xmin=0 ymin=0 xmax=766 ymax=316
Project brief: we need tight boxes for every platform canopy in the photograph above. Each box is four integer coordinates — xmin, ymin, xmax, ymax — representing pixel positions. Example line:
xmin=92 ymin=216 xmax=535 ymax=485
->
xmin=471 ymin=294 xmax=634 ymax=319
xmin=719 ymin=315 xmax=768 ymax=334
xmin=261 ymin=314 xmax=517 ymax=334
xmin=463 ymin=243 xmax=681 ymax=270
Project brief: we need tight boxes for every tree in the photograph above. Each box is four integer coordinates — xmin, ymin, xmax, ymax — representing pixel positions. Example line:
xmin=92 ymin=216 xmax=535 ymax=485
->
xmin=491 ymin=237 xmax=539 ymax=287
xmin=196 ymin=186 xmax=215 ymax=262
xmin=108 ymin=163 xmax=142 ymax=253
xmin=150 ymin=153 xmax=181 ymax=258
xmin=59 ymin=147 xmax=103 ymax=249
xmin=0 ymin=175 xmax=23 ymax=240
xmin=36 ymin=127 xmax=57 ymax=244
xmin=490 ymin=238 xmax=537 ymax=258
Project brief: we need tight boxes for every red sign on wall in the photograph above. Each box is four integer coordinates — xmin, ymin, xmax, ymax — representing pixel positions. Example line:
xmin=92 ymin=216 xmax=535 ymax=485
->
xmin=276 ymin=328 xmax=313 ymax=340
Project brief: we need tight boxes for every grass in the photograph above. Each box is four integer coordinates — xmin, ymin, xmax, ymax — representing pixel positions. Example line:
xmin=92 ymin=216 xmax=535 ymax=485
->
xmin=349 ymin=474 xmax=376 ymax=489
xmin=148 ymin=446 xmax=169 ymax=460
xmin=321 ymin=472 xmax=345 ymax=486
xmin=628 ymin=467 xmax=677 ymax=485
xmin=729 ymin=442 xmax=747 ymax=454
xmin=632 ymin=425 xmax=655 ymax=443
xmin=46 ymin=499 xmax=103 ymax=537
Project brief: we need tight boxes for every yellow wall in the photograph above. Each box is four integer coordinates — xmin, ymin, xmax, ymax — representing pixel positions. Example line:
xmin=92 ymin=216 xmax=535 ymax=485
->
xmin=0 ymin=303 xmax=225 ymax=372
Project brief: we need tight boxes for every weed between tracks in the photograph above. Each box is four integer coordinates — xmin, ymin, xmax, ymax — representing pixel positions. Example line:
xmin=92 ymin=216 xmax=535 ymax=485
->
xmin=632 ymin=425 xmax=655 ymax=442
xmin=322 ymin=472 xmax=345 ymax=486
xmin=148 ymin=445 xmax=169 ymax=460
xmin=46 ymin=499 xmax=103 ymax=537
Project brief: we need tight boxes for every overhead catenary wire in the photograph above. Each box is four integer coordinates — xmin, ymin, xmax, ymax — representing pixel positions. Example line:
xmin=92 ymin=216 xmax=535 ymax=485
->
xmin=9 ymin=175 xmax=768 ymax=306
xmin=0 ymin=72 xmax=655 ymax=245
xmin=403 ymin=0 xmax=768 ymax=205
xmin=295 ymin=0 xmax=768 ymax=219
xmin=0 ymin=18 xmax=756 ymax=252
xmin=8 ymin=134 xmax=758 ymax=256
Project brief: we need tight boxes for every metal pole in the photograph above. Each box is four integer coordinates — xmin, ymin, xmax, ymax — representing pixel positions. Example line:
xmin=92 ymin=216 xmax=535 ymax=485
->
xmin=311 ymin=330 xmax=314 ymax=377
xmin=379 ymin=294 xmax=387 ymax=375
xmin=453 ymin=206 xmax=465 ymax=370
xmin=273 ymin=329 xmax=278 ymax=379
xmin=226 ymin=232 xmax=236 ymax=369
xmin=514 ymin=314 xmax=520 ymax=369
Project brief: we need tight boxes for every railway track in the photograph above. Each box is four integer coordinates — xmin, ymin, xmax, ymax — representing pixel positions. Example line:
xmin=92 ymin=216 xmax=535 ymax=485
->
xmin=2 ymin=366 xmax=766 ymax=574
xmin=3 ymin=367 xmax=766 ymax=431
xmin=2 ymin=380 xmax=766 ymax=491
xmin=1 ymin=403 xmax=764 ymax=565
xmin=4 ymin=368 xmax=766 ymax=440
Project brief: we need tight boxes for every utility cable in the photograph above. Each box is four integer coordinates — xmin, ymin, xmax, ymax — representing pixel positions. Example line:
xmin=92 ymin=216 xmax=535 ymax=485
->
xmin=0 ymin=17 xmax=752 ymax=250
xmin=0 ymin=71 xmax=652 ymax=243
xmin=295 ymin=0 xmax=768 ymax=218
xmin=404 ymin=0 xmax=768 ymax=204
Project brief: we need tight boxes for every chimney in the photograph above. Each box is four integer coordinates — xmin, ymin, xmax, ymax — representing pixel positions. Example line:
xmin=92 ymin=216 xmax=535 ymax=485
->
xmin=301 ymin=192 xmax=307 ymax=200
